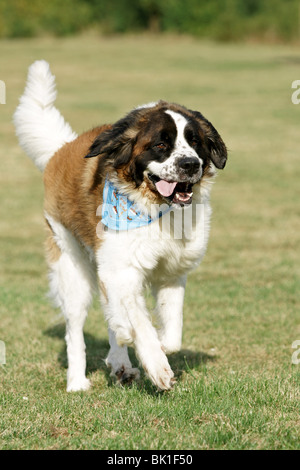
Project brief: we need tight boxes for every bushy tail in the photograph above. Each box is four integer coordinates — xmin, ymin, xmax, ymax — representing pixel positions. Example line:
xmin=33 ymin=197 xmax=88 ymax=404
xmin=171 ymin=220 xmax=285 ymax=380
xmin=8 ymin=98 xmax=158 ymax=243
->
xmin=13 ymin=60 xmax=77 ymax=172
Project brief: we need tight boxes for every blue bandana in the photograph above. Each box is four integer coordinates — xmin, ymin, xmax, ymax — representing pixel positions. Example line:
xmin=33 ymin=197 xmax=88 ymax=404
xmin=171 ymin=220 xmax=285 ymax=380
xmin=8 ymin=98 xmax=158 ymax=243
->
xmin=102 ymin=178 xmax=170 ymax=231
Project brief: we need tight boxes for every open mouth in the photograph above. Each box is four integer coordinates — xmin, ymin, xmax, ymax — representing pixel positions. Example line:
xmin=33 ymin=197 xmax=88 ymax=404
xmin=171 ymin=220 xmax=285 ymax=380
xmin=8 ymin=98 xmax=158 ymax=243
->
xmin=148 ymin=174 xmax=193 ymax=206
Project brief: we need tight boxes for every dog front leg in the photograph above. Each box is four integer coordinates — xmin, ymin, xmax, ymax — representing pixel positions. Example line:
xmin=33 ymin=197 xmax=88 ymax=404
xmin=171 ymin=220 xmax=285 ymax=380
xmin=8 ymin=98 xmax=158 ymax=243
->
xmin=153 ymin=276 xmax=186 ymax=355
xmin=105 ymin=328 xmax=140 ymax=385
xmin=99 ymin=268 xmax=175 ymax=391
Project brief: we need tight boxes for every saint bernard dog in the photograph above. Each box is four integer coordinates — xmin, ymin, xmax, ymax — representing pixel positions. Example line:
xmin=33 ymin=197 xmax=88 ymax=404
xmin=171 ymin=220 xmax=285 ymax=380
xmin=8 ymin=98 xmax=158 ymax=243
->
xmin=14 ymin=60 xmax=227 ymax=392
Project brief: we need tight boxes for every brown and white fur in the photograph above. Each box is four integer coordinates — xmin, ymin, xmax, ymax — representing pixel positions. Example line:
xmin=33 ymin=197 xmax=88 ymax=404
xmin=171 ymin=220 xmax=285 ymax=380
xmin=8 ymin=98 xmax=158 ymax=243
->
xmin=14 ymin=61 xmax=227 ymax=392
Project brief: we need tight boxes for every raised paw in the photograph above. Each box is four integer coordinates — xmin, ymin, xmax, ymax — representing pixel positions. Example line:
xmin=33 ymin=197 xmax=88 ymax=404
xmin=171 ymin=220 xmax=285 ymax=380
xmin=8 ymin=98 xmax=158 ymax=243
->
xmin=153 ymin=367 xmax=176 ymax=391
xmin=142 ymin=352 xmax=176 ymax=391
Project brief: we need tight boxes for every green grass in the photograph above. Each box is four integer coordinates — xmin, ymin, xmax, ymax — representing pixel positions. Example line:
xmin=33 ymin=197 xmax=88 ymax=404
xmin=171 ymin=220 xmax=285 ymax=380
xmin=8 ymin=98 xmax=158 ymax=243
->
xmin=0 ymin=34 xmax=299 ymax=450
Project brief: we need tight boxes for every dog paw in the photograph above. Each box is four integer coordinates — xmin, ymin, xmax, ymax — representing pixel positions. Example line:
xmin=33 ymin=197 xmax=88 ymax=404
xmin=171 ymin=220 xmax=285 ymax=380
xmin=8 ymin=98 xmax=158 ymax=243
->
xmin=114 ymin=366 xmax=140 ymax=386
xmin=154 ymin=367 xmax=176 ymax=391
xmin=143 ymin=354 xmax=175 ymax=391
xmin=67 ymin=377 xmax=91 ymax=392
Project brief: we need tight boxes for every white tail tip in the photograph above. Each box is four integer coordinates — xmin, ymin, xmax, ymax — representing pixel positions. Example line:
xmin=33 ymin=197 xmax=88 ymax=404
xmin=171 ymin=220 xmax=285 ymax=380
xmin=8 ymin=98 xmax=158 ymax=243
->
xmin=14 ymin=60 xmax=77 ymax=172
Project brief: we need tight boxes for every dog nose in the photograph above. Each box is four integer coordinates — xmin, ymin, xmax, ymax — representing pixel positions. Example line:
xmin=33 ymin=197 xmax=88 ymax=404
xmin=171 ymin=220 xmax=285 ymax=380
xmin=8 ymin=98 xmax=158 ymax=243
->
xmin=178 ymin=157 xmax=200 ymax=175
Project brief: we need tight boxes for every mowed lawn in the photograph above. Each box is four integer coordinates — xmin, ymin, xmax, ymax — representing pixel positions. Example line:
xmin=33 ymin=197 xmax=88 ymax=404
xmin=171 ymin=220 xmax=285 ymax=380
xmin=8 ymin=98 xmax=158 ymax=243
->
xmin=0 ymin=34 xmax=299 ymax=450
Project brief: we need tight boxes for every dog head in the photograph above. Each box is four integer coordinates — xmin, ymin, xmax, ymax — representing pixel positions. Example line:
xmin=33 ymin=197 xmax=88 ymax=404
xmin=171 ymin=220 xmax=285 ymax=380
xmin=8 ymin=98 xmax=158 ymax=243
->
xmin=85 ymin=101 xmax=227 ymax=207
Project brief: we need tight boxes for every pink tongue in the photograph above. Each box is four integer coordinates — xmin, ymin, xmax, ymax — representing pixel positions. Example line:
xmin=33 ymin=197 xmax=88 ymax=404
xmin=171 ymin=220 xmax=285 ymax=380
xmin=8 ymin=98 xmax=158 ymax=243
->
xmin=155 ymin=180 xmax=177 ymax=197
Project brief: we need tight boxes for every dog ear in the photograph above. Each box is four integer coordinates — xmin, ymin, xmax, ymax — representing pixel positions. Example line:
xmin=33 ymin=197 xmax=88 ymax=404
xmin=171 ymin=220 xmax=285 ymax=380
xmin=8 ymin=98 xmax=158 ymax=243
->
xmin=189 ymin=110 xmax=227 ymax=169
xmin=207 ymin=132 xmax=227 ymax=170
xmin=85 ymin=111 xmax=140 ymax=168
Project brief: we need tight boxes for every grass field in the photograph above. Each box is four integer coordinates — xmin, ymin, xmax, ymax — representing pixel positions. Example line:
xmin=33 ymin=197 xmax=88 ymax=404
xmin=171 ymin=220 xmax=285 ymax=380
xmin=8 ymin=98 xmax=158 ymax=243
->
xmin=0 ymin=34 xmax=299 ymax=450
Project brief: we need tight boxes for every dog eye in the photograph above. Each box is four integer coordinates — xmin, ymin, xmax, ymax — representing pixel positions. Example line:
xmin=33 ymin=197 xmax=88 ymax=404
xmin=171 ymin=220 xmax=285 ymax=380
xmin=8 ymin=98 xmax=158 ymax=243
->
xmin=154 ymin=143 xmax=167 ymax=150
xmin=191 ymin=139 xmax=198 ymax=148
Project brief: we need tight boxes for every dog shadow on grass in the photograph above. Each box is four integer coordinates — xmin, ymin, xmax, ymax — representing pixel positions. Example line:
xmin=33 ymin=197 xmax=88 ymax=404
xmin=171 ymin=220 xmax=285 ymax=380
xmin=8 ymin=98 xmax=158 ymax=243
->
xmin=44 ymin=323 xmax=216 ymax=393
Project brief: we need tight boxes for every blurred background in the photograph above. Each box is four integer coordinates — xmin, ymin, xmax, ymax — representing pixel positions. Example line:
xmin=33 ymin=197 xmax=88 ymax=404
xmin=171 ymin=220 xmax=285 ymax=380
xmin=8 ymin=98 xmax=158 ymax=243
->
xmin=0 ymin=0 xmax=299 ymax=42
xmin=0 ymin=0 xmax=299 ymax=450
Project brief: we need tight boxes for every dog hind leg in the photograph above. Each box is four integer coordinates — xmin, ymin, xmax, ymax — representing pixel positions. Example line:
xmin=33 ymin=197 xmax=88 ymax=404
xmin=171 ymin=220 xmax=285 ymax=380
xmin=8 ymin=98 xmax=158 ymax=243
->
xmin=46 ymin=217 xmax=95 ymax=392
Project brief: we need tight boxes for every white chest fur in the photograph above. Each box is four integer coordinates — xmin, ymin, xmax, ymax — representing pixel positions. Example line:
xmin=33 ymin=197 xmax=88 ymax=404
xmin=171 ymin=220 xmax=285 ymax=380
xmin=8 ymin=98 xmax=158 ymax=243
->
xmin=96 ymin=199 xmax=212 ymax=285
